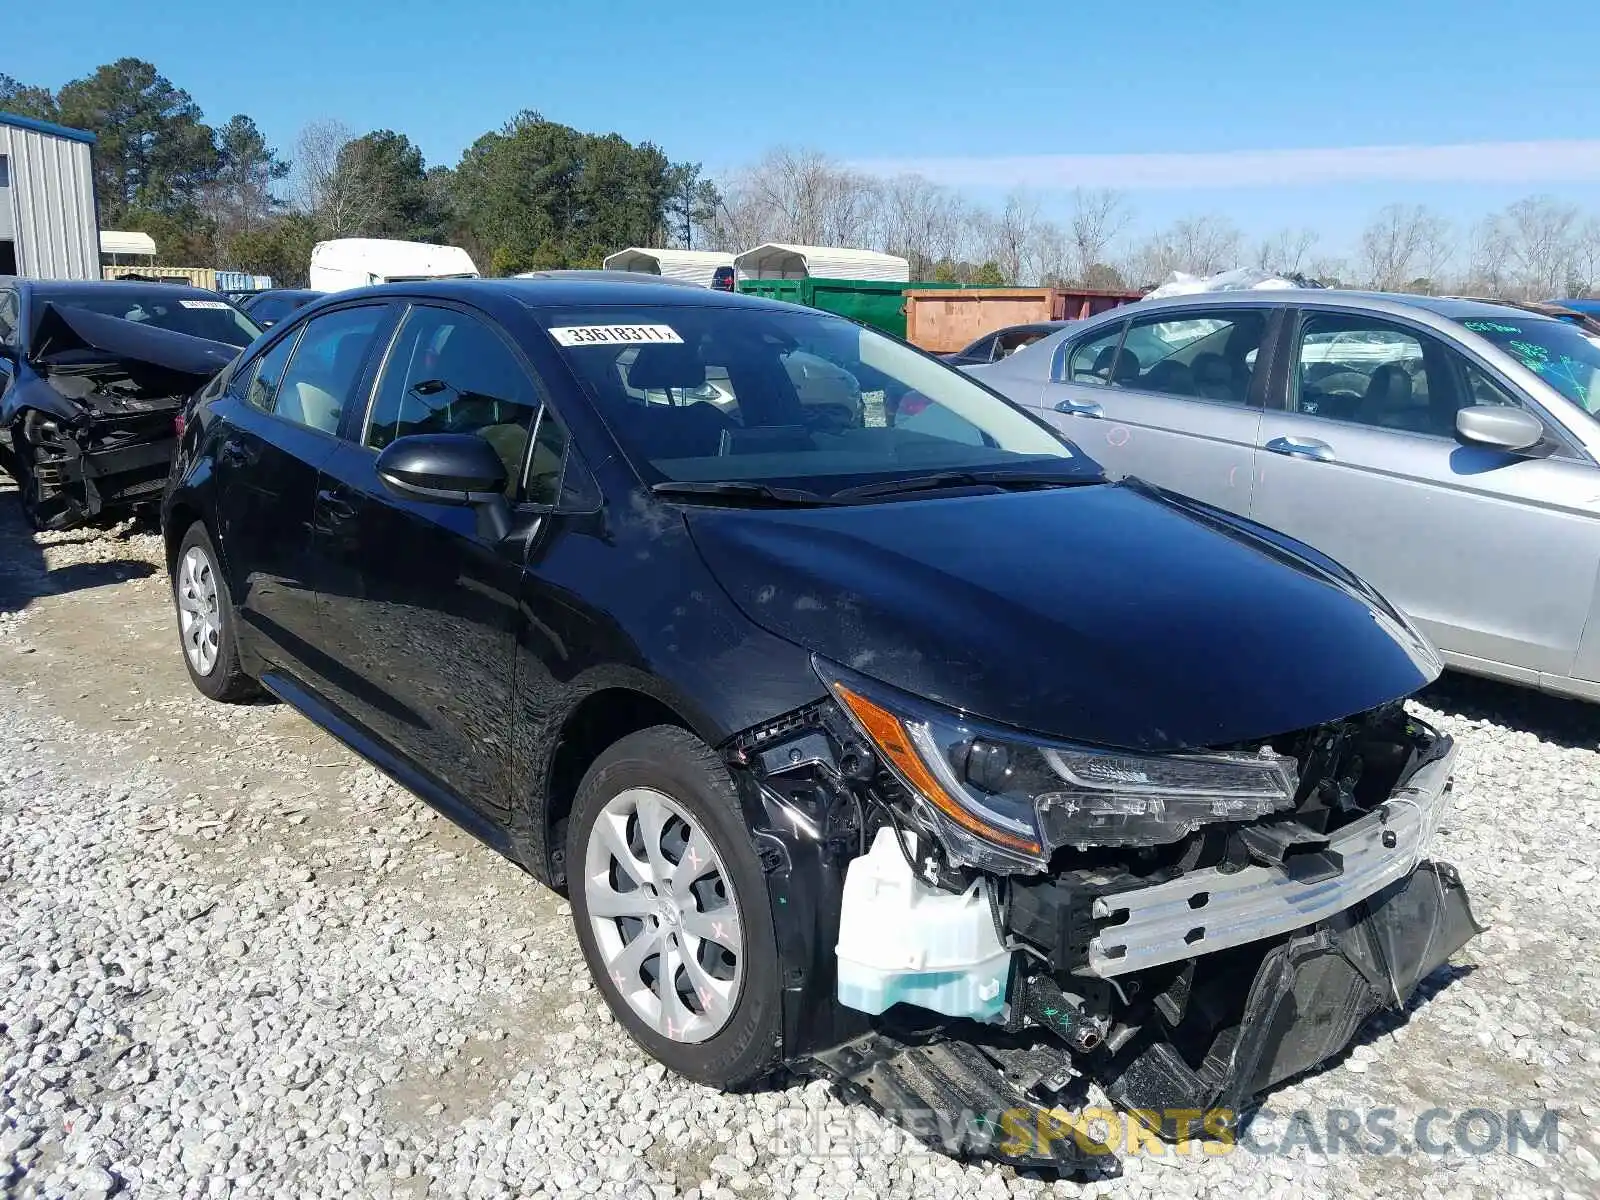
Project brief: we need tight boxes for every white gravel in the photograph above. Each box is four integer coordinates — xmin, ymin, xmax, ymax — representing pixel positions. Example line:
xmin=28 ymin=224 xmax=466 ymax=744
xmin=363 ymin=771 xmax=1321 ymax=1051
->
xmin=1 ymin=506 xmax=1598 ymax=1199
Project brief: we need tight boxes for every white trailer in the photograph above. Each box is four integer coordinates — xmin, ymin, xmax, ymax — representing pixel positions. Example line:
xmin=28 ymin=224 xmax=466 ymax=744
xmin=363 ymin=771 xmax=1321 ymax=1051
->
xmin=309 ymin=238 xmax=479 ymax=293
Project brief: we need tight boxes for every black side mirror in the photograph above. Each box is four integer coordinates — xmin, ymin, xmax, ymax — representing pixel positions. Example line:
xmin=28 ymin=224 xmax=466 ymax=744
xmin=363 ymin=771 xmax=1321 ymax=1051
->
xmin=376 ymin=433 xmax=508 ymax=503
xmin=1455 ymin=405 xmax=1545 ymax=453
xmin=376 ymin=434 xmax=513 ymax=539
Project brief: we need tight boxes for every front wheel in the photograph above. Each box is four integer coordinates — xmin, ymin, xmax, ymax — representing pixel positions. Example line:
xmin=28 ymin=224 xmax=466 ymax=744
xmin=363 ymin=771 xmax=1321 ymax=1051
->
xmin=567 ymin=725 xmax=783 ymax=1088
xmin=173 ymin=522 xmax=257 ymax=703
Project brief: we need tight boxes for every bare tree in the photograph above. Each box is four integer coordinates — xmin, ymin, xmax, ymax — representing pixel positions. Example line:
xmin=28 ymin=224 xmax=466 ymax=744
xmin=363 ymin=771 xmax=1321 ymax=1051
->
xmin=1030 ymin=219 xmax=1075 ymax=286
xmin=292 ymin=119 xmax=377 ymax=237
xmin=1359 ymin=204 xmax=1453 ymax=292
xmin=1132 ymin=214 xmax=1243 ymax=284
xmin=1464 ymin=215 xmax=1514 ymax=296
xmin=1253 ymin=227 xmax=1318 ymax=276
xmin=1306 ymin=254 xmax=1350 ymax=287
xmin=1500 ymin=195 xmax=1581 ymax=298
xmin=982 ymin=190 xmax=1041 ymax=284
xmin=1068 ymin=188 xmax=1133 ymax=281
xmin=1572 ymin=217 xmax=1600 ymax=298
xmin=715 ymin=147 xmax=874 ymax=247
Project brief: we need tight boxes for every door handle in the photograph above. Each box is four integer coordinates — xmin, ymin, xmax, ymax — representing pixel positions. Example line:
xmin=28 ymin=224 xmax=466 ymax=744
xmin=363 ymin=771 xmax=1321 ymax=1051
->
xmin=1265 ymin=435 xmax=1335 ymax=462
xmin=316 ymin=489 xmax=357 ymax=521
xmin=1054 ymin=398 xmax=1105 ymax=418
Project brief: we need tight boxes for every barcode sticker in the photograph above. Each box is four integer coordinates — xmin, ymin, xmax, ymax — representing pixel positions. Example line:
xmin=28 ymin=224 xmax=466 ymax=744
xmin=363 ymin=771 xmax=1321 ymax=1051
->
xmin=179 ymin=299 xmax=232 ymax=310
xmin=548 ymin=324 xmax=683 ymax=347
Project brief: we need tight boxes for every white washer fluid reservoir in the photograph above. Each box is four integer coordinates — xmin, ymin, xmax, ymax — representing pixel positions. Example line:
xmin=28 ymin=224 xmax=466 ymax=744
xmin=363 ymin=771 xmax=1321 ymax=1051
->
xmin=835 ymin=825 xmax=1013 ymax=1022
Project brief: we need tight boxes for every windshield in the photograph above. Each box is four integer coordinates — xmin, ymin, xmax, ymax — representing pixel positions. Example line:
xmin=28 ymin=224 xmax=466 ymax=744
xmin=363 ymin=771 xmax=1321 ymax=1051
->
xmin=539 ymin=304 xmax=1077 ymax=495
xmin=1458 ymin=314 xmax=1600 ymax=415
xmin=38 ymin=289 xmax=262 ymax=348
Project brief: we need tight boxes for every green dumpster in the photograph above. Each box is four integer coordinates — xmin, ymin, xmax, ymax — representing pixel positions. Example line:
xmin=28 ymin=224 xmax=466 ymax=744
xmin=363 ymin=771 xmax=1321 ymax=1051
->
xmin=736 ymin=277 xmax=970 ymax=340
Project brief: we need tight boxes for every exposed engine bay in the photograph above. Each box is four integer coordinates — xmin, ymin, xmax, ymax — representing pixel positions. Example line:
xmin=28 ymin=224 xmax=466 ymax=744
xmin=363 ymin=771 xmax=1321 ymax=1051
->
xmin=724 ymin=664 xmax=1482 ymax=1170
xmin=0 ymin=302 xmax=238 ymax=530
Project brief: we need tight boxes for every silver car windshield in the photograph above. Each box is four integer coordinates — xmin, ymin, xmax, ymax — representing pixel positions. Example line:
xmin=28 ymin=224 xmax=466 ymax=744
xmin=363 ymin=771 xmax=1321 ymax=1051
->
xmin=539 ymin=304 xmax=1075 ymax=493
xmin=1458 ymin=315 xmax=1600 ymax=416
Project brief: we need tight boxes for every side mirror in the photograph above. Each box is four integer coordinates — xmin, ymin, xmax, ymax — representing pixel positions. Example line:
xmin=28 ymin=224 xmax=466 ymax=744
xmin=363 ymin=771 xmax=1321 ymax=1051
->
xmin=1455 ymin=405 xmax=1545 ymax=453
xmin=375 ymin=434 xmax=508 ymax=504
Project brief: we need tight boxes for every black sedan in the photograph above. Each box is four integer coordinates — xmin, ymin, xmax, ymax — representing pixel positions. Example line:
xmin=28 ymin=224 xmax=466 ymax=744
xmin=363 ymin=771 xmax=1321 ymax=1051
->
xmin=238 ymin=288 xmax=326 ymax=327
xmin=161 ymin=277 xmax=1478 ymax=1168
xmin=942 ymin=320 xmax=1074 ymax=367
xmin=0 ymin=279 xmax=260 ymax=528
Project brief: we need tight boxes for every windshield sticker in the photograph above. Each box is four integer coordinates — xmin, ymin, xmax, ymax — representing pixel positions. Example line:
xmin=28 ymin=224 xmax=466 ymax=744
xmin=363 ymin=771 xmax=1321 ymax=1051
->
xmin=1463 ymin=319 xmax=1520 ymax=334
xmin=548 ymin=324 xmax=683 ymax=347
xmin=179 ymin=299 xmax=232 ymax=310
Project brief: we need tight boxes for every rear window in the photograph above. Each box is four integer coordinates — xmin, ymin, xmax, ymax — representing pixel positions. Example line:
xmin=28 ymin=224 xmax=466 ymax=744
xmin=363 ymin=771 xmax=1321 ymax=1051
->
xmin=247 ymin=293 xmax=318 ymax=326
xmin=36 ymin=288 xmax=261 ymax=348
xmin=538 ymin=303 xmax=1075 ymax=496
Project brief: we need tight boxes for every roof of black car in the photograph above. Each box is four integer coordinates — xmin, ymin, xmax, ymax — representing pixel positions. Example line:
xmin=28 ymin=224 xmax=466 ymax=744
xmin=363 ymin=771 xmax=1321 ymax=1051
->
xmin=16 ymin=278 xmax=227 ymax=302
xmin=351 ymin=276 xmax=794 ymax=312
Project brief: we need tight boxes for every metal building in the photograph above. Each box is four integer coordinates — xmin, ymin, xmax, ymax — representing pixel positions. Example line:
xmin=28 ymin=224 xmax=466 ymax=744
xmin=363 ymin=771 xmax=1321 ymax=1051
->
xmin=0 ymin=112 xmax=99 ymax=280
xmin=733 ymin=243 xmax=910 ymax=283
xmin=602 ymin=247 xmax=735 ymax=287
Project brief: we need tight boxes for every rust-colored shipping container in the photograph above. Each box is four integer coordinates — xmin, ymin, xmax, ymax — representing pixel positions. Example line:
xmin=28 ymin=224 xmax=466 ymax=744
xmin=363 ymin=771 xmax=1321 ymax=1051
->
xmin=903 ymin=287 xmax=1143 ymax=353
xmin=101 ymin=265 xmax=218 ymax=290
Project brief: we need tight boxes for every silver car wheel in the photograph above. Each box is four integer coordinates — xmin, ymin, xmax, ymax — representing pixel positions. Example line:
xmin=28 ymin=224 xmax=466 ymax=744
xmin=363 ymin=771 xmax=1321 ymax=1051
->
xmin=583 ymin=786 xmax=744 ymax=1043
xmin=176 ymin=545 xmax=222 ymax=677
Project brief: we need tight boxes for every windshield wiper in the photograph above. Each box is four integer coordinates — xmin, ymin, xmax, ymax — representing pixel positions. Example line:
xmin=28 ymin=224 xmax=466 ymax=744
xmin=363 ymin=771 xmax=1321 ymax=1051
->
xmin=831 ymin=469 xmax=1095 ymax=502
xmin=650 ymin=481 xmax=840 ymax=506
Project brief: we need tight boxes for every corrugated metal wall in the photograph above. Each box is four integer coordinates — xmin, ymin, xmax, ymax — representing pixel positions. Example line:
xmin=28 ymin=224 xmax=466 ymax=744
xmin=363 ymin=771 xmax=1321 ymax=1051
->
xmin=0 ymin=124 xmax=98 ymax=280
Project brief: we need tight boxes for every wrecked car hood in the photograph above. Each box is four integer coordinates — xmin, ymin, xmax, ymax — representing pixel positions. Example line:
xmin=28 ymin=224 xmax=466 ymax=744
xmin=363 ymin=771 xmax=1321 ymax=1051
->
xmin=32 ymin=302 xmax=240 ymax=382
xmin=686 ymin=481 xmax=1441 ymax=750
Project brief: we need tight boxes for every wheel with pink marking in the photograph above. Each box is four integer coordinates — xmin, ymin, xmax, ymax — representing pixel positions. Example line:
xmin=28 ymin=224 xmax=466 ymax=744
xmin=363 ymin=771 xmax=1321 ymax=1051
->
xmin=582 ymin=785 xmax=744 ymax=1042
xmin=566 ymin=725 xmax=783 ymax=1087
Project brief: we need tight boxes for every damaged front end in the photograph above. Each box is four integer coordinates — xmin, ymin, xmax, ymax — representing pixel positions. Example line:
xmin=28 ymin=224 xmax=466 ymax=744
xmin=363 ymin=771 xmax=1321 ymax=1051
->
xmin=726 ymin=660 xmax=1482 ymax=1172
xmin=1 ymin=303 xmax=238 ymax=529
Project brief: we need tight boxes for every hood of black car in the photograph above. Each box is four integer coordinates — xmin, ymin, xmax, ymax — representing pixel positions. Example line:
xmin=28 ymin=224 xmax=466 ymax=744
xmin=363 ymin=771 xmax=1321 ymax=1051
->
xmin=33 ymin=302 xmax=239 ymax=381
xmin=685 ymin=482 xmax=1441 ymax=751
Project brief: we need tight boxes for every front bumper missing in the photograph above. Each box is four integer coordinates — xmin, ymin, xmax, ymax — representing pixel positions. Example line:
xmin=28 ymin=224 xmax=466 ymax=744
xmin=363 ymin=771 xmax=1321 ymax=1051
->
xmin=1103 ymin=859 xmax=1483 ymax=1122
xmin=812 ymin=858 xmax=1482 ymax=1172
xmin=1087 ymin=738 xmax=1457 ymax=977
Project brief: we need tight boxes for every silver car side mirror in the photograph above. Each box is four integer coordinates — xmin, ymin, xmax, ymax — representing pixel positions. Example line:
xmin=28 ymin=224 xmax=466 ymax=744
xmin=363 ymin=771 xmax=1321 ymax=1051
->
xmin=1455 ymin=405 xmax=1545 ymax=453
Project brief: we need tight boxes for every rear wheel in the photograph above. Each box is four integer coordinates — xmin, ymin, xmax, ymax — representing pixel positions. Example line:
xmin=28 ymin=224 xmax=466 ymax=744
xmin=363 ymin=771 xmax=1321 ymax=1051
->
xmin=567 ymin=726 xmax=783 ymax=1088
xmin=173 ymin=522 xmax=257 ymax=703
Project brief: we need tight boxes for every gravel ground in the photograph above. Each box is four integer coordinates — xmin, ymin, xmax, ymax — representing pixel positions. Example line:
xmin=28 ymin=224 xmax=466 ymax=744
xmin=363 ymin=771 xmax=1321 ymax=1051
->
xmin=1 ymin=490 xmax=1598 ymax=1200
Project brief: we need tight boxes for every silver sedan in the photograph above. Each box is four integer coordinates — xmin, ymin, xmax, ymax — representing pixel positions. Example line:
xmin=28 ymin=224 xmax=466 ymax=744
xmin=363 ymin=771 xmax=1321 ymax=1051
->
xmin=971 ymin=289 xmax=1600 ymax=703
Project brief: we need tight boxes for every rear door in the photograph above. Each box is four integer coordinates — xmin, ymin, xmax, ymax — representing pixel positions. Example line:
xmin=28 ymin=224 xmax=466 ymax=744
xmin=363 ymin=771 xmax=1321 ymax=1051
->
xmin=1037 ymin=306 xmax=1272 ymax=513
xmin=309 ymin=301 xmax=548 ymax=824
xmin=210 ymin=302 xmax=394 ymax=683
xmin=1250 ymin=306 xmax=1600 ymax=682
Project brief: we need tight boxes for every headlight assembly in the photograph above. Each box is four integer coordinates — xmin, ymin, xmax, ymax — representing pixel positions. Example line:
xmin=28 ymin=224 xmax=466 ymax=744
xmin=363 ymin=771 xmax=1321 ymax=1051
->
xmin=817 ymin=659 xmax=1300 ymax=873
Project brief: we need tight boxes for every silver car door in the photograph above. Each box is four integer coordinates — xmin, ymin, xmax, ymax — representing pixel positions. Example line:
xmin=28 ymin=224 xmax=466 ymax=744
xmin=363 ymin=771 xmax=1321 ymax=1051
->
xmin=1250 ymin=307 xmax=1600 ymax=684
xmin=1036 ymin=306 xmax=1267 ymax=514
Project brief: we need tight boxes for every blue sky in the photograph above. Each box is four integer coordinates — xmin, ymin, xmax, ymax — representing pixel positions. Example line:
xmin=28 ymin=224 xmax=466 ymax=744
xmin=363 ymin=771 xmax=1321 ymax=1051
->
xmin=19 ymin=0 xmax=1600 ymax=259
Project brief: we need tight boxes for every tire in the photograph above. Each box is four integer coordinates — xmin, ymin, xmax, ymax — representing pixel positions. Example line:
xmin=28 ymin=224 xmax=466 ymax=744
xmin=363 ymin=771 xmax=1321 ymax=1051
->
xmin=12 ymin=434 xmax=48 ymax=533
xmin=567 ymin=725 xmax=783 ymax=1088
xmin=172 ymin=522 xmax=258 ymax=703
